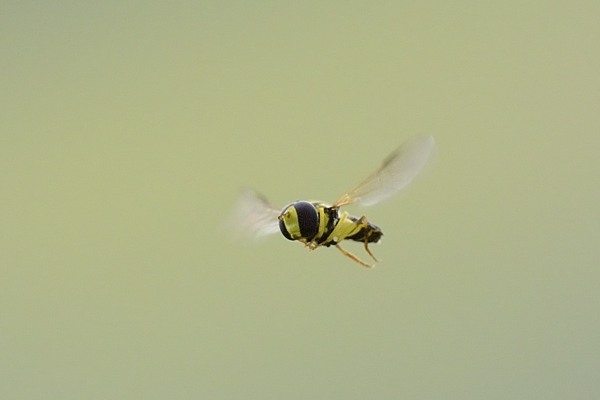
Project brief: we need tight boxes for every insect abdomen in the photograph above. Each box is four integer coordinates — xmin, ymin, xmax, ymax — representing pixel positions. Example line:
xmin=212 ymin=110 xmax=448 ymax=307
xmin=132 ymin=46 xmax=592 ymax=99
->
xmin=346 ymin=219 xmax=383 ymax=244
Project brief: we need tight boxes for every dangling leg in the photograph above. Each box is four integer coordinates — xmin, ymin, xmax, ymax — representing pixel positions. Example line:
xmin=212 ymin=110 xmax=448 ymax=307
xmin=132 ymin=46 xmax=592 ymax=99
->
xmin=363 ymin=238 xmax=379 ymax=263
xmin=335 ymin=243 xmax=375 ymax=269
xmin=356 ymin=216 xmax=379 ymax=263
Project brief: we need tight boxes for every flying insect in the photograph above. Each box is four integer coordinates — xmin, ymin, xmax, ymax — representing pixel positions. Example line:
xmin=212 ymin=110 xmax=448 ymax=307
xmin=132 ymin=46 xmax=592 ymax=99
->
xmin=227 ymin=135 xmax=435 ymax=268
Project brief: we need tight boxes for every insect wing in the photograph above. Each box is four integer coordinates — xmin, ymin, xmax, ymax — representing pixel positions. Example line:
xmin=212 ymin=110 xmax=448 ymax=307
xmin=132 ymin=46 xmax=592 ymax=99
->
xmin=225 ymin=189 xmax=281 ymax=240
xmin=334 ymin=135 xmax=435 ymax=207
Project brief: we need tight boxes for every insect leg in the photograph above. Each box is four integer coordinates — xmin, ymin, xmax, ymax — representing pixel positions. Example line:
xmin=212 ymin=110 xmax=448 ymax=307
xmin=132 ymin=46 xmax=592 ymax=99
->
xmin=335 ymin=244 xmax=376 ymax=269
xmin=363 ymin=239 xmax=379 ymax=263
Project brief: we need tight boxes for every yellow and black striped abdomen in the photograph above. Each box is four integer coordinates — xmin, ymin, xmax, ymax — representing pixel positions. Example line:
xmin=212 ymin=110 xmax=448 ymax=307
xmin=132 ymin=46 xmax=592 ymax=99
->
xmin=344 ymin=216 xmax=383 ymax=244
xmin=316 ymin=212 xmax=383 ymax=247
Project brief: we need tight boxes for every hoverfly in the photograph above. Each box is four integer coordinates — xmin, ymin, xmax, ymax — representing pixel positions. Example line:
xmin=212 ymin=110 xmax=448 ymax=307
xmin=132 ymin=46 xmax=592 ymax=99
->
xmin=228 ymin=135 xmax=435 ymax=268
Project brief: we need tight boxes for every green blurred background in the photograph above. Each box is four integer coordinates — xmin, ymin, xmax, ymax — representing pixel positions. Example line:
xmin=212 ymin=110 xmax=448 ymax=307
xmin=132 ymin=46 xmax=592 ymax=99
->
xmin=2 ymin=1 xmax=599 ymax=399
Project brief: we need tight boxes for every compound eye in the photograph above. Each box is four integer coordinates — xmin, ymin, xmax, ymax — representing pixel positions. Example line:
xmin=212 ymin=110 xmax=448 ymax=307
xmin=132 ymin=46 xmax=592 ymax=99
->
xmin=293 ymin=201 xmax=319 ymax=240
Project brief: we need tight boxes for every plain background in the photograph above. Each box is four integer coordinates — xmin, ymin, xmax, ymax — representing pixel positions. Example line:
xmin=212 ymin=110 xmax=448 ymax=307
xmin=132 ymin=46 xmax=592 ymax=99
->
xmin=2 ymin=1 xmax=599 ymax=399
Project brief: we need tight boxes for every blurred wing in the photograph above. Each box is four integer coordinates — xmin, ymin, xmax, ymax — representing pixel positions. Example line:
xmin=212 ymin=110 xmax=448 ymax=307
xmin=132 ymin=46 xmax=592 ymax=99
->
xmin=333 ymin=135 xmax=435 ymax=207
xmin=224 ymin=189 xmax=281 ymax=240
